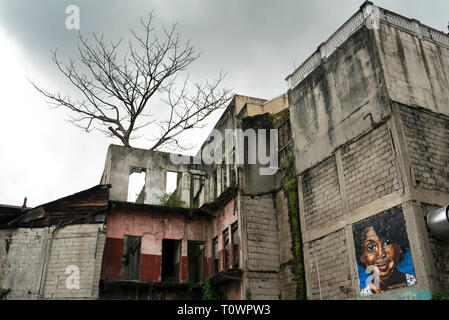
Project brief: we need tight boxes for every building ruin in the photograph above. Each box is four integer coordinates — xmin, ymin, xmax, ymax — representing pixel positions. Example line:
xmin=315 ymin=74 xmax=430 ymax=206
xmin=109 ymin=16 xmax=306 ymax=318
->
xmin=1 ymin=1 xmax=448 ymax=300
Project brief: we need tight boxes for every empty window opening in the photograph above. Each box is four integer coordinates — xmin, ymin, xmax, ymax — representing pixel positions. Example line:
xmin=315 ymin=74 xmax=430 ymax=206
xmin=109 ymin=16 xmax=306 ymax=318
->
xmin=128 ymin=168 xmax=146 ymax=203
xmin=161 ymin=239 xmax=182 ymax=283
xmin=223 ymin=229 xmax=230 ymax=270
xmin=192 ymin=175 xmax=205 ymax=208
xmin=213 ymin=170 xmax=218 ymax=199
xmin=121 ymin=235 xmax=141 ymax=280
xmin=222 ymin=164 xmax=227 ymax=191
xmin=213 ymin=237 xmax=219 ymax=274
xmin=187 ymin=241 xmax=205 ymax=283
xmin=232 ymin=223 xmax=239 ymax=268
xmin=166 ymin=171 xmax=180 ymax=195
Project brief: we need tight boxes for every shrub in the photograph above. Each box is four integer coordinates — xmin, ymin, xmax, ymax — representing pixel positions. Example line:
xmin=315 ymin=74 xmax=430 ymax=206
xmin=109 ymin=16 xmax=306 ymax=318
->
xmin=432 ymin=290 xmax=449 ymax=300
xmin=157 ymin=192 xmax=185 ymax=207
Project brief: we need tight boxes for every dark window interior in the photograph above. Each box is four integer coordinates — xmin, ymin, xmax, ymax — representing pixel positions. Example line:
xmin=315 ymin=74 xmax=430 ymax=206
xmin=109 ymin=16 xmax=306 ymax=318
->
xmin=213 ymin=237 xmax=219 ymax=274
xmin=213 ymin=170 xmax=218 ymax=199
xmin=161 ymin=239 xmax=181 ymax=282
xmin=223 ymin=229 xmax=229 ymax=270
xmin=187 ymin=241 xmax=205 ymax=283
xmin=121 ymin=235 xmax=141 ymax=280
xmin=232 ymin=223 xmax=239 ymax=268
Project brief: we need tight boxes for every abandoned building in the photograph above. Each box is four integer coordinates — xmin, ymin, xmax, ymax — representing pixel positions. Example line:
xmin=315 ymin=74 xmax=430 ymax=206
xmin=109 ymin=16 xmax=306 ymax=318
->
xmin=1 ymin=1 xmax=448 ymax=300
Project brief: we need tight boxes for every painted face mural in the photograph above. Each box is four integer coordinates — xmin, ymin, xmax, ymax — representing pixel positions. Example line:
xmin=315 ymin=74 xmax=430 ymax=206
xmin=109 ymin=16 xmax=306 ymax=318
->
xmin=352 ymin=206 xmax=417 ymax=296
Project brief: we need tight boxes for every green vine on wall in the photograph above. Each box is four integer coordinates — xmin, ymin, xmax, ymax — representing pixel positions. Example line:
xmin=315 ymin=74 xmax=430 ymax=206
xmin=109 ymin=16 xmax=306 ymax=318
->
xmin=432 ymin=290 xmax=449 ymax=300
xmin=281 ymin=155 xmax=306 ymax=300
xmin=0 ymin=288 xmax=11 ymax=300
xmin=202 ymin=277 xmax=217 ymax=300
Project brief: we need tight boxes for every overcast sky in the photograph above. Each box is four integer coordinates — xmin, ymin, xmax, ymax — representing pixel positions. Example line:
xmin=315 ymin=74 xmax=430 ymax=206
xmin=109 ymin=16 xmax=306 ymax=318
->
xmin=0 ymin=0 xmax=448 ymax=207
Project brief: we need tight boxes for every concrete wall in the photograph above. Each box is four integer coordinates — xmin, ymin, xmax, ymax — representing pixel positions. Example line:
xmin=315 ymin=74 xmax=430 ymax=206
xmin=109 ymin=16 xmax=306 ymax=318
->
xmin=293 ymin=104 xmax=449 ymax=300
xmin=241 ymin=94 xmax=288 ymax=118
xmin=375 ymin=22 xmax=449 ymax=117
xmin=286 ymin=7 xmax=449 ymax=299
xmin=289 ymin=26 xmax=390 ymax=174
xmin=0 ymin=224 xmax=105 ymax=300
xmin=396 ymin=104 xmax=449 ymax=292
xmin=101 ymin=145 xmax=206 ymax=207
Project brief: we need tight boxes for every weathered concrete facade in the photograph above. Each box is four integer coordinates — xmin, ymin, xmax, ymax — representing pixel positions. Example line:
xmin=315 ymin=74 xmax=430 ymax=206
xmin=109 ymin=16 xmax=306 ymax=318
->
xmin=0 ymin=225 xmax=105 ymax=300
xmin=96 ymin=93 xmax=289 ymax=300
xmin=1 ymin=2 xmax=447 ymax=301
xmin=0 ymin=185 xmax=109 ymax=300
xmin=286 ymin=1 xmax=449 ymax=300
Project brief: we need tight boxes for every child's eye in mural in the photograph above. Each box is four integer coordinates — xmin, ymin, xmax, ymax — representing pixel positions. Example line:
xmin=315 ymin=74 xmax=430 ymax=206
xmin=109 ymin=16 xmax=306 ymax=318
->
xmin=353 ymin=206 xmax=417 ymax=296
xmin=365 ymin=242 xmax=377 ymax=252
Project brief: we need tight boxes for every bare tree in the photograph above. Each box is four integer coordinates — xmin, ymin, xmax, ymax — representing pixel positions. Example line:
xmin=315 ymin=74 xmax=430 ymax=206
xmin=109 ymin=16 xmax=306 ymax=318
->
xmin=32 ymin=13 xmax=232 ymax=149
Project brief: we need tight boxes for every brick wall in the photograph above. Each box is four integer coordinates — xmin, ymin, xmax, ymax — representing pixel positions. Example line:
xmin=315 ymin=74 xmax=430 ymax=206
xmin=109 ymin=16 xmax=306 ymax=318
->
xmin=279 ymin=264 xmax=296 ymax=300
xmin=244 ymin=195 xmax=280 ymax=272
xmin=422 ymin=203 xmax=449 ymax=290
xmin=400 ymin=105 xmax=449 ymax=193
xmin=242 ymin=195 xmax=281 ymax=299
xmin=307 ymin=229 xmax=354 ymax=300
xmin=302 ymin=156 xmax=343 ymax=230
xmin=341 ymin=124 xmax=399 ymax=211
xmin=0 ymin=224 xmax=105 ymax=300
xmin=275 ymin=190 xmax=296 ymax=299
xmin=246 ymin=271 xmax=280 ymax=300
xmin=43 ymin=224 xmax=105 ymax=299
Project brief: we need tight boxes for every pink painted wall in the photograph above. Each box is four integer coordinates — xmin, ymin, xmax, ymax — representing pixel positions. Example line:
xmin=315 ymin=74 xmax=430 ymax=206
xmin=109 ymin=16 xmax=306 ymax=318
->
xmin=207 ymin=199 xmax=241 ymax=279
xmin=102 ymin=207 xmax=210 ymax=282
xmin=101 ymin=199 xmax=242 ymax=287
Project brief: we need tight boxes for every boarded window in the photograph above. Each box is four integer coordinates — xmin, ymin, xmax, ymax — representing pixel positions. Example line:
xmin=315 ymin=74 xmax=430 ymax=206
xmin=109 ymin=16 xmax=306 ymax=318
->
xmin=161 ymin=239 xmax=182 ymax=283
xmin=128 ymin=168 xmax=146 ymax=203
xmin=223 ymin=228 xmax=229 ymax=270
xmin=187 ymin=241 xmax=204 ymax=283
xmin=213 ymin=237 xmax=219 ymax=274
xmin=232 ymin=222 xmax=239 ymax=268
xmin=121 ymin=235 xmax=141 ymax=280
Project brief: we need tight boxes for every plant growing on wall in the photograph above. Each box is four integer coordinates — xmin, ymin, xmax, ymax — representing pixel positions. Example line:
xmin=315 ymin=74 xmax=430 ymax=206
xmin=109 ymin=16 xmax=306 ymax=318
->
xmin=157 ymin=192 xmax=185 ymax=207
xmin=281 ymin=155 xmax=307 ymax=300
xmin=432 ymin=290 xmax=449 ymax=300
xmin=202 ymin=277 xmax=217 ymax=300
xmin=0 ymin=288 xmax=10 ymax=300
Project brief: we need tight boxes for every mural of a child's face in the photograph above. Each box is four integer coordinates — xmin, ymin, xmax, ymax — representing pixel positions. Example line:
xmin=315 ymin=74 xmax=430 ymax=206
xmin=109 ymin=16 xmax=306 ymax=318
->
xmin=360 ymin=226 xmax=398 ymax=281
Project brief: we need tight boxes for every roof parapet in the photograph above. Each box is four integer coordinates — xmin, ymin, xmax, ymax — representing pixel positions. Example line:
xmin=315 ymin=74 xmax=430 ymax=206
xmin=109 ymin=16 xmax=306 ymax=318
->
xmin=285 ymin=1 xmax=449 ymax=90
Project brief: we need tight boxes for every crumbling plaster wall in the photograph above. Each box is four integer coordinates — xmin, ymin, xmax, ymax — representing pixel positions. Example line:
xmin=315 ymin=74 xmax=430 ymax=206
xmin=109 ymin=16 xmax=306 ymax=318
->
xmin=375 ymin=23 xmax=449 ymax=117
xmin=0 ymin=224 xmax=105 ymax=300
xmin=102 ymin=207 xmax=210 ymax=283
xmin=209 ymin=200 xmax=240 ymax=276
xmin=289 ymin=26 xmax=390 ymax=174
xmin=275 ymin=190 xmax=297 ymax=300
xmin=101 ymin=144 xmax=206 ymax=207
xmin=287 ymin=14 xmax=449 ymax=299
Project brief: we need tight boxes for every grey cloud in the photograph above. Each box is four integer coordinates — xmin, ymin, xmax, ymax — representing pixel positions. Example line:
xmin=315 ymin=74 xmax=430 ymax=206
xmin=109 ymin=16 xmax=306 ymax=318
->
xmin=0 ymin=0 xmax=447 ymax=206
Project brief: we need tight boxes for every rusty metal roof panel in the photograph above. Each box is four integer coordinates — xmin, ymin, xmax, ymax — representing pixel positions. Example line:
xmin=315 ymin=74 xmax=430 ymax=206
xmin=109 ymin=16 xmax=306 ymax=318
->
xmin=2 ymin=185 xmax=110 ymax=229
